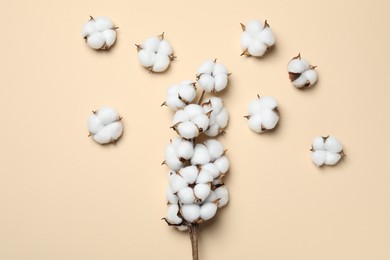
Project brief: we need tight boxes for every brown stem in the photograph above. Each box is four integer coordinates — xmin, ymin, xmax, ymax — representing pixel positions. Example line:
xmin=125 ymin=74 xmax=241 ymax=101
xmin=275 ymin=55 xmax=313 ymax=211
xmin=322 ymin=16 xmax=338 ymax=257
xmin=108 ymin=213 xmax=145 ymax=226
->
xmin=189 ymin=223 xmax=199 ymax=260
xmin=198 ymin=90 xmax=206 ymax=105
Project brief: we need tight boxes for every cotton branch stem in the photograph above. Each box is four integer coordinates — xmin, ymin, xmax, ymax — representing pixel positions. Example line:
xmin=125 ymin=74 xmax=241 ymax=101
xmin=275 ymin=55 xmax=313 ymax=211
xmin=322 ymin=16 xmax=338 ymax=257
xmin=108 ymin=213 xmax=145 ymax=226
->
xmin=198 ymin=90 xmax=206 ymax=105
xmin=189 ymin=223 xmax=199 ymax=260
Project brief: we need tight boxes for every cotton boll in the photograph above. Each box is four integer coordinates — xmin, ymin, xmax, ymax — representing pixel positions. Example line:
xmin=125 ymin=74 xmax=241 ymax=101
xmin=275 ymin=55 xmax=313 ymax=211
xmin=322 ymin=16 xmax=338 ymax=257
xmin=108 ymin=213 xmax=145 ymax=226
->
xmin=288 ymin=54 xmax=317 ymax=88
xmin=205 ymin=191 xmax=218 ymax=203
xmin=153 ymin=53 xmax=170 ymax=72
xmin=88 ymin=107 xmax=123 ymax=144
xmin=204 ymin=139 xmax=224 ymax=161
xmin=185 ymin=104 xmax=204 ymax=119
xmin=82 ymin=20 xmax=97 ymax=37
xmin=177 ymin=121 xmax=199 ymax=139
xmin=216 ymin=108 xmax=229 ymax=128
xmin=167 ymin=204 xmax=182 ymax=225
xmin=213 ymin=63 xmax=228 ymax=76
xmin=102 ymin=29 xmax=116 ymax=47
xmin=214 ymin=186 xmax=229 ymax=208
xmin=202 ymin=163 xmax=220 ymax=179
xmin=191 ymin=144 xmax=211 ymax=165
xmin=325 ymin=136 xmax=343 ymax=153
xmin=166 ymin=186 xmax=179 ymax=204
xmin=214 ymin=156 xmax=229 ymax=174
xmin=248 ymin=41 xmax=267 ymax=57
xmin=246 ymin=20 xmax=264 ymax=36
xmin=178 ymin=187 xmax=196 ymax=204
xmin=194 ymin=184 xmax=211 ymax=201
xmin=178 ymin=84 xmax=196 ymax=103
xmin=248 ymin=115 xmax=263 ymax=133
xmin=260 ymin=110 xmax=279 ymax=129
xmin=181 ymin=204 xmax=201 ymax=223
xmin=169 ymin=174 xmax=188 ymax=193
xmin=198 ymin=60 xmax=215 ymax=75
xmin=259 ymin=27 xmax=275 ymax=46
xmin=95 ymin=16 xmax=114 ymax=31
xmin=200 ymin=203 xmax=218 ymax=221
xmin=179 ymin=166 xmax=198 ymax=184
xmin=240 ymin=32 xmax=252 ymax=49
xmin=137 ymin=34 xmax=174 ymax=72
xmin=175 ymin=140 xmax=194 ymax=160
xmin=325 ymin=152 xmax=341 ymax=165
xmin=246 ymin=96 xmax=279 ymax=133
xmin=198 ymin=75 xmax=214 ymax=92
xmin=204 ymin=124 xmax=219 ymax=137
xmin=83 ymin=16 xmax=117 ymax=50
xmin=311 ymin=150 xmax=327 ymax=167
xmin=88 ymin=115 xmax=104 ymax=134
xmin=196 ymin=169 xmax=213 ymax=184
xmin=138 ymin=50 xmax=156 ymax=68
xmin=173 ymin=110 xmax=190 ymax=125
xmin=312 ymin=136 xmax=325 ymax=150
xmin=87 ymin=32 xmax=106 ymax=49
xmin=214 ymin=74 xmax=228 ymax=92
xmin=192 ymin=114 xmax=209 ymax=132
xmin=165 ymin=156 xmax=182 ymax=171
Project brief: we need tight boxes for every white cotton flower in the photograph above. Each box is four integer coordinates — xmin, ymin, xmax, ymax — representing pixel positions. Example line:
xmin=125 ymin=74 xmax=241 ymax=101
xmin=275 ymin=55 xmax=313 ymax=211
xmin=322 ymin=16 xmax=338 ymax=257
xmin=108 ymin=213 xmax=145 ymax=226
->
xmin=202 ymin=97 xmax=229 ymax=137
xmin=240 ymin=19 xmax=275 ymax=57
xmin=82 ymin=16 xmax=117 ymax=50
xmin=164 ymin=137 xmax=194 ymax=170
xmin=288 ymin=54 xmax=318 ymax=88
xmin=136 ymin=33 xmax=175 ymax=73
xmin=164 ymin=81 xmax=197 ymax=111
xmin=214 ymin=186 xmax=229 ymax=208
xmin=166 ymin=204 xmax=183 ymax=225
xmin=169 ymin=173 xmax=188 ymax=193
xmin=311 ymin=136 xmax=345 ymax=167
xmin=166 ymin=186 xmax=179 ymax=204
xmin=178 ymin=187 xmax=196 ymax=204
xmin=181 ymin=204 xmax=201 ymax=223
xmin=172 ymin=104 xmax=210 ymax=139
xmin=191 ymin=144 xmax=211 ymax=165
xmin=200 ymin=202 xmax=218 ymax=221
xmin=194 ymin=183 xmax=211 ymax=201
xmin=87 ymin=106 xmax=123 ymax=144
xmin=246 ymin=95 xmax=279 ymax=133
xmin=196 ymin=60 xmax=230 ymax=92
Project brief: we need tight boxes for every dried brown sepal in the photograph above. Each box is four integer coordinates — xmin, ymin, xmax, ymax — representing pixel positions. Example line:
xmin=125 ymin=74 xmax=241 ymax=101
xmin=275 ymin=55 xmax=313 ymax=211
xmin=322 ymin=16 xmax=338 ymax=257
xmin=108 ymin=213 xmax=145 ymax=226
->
xmin=289 ymin=72 xmax=301 ymax=82
xmin=240 ymin=49 xmax=250 ymax=56
xmin=240 ymin=23 xmax=246 ymax=31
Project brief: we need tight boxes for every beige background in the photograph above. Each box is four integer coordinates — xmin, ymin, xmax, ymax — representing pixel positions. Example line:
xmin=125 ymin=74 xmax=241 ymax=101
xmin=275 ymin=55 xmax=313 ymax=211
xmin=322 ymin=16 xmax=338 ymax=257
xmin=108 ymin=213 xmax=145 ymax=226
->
xmin=1 ymin=0 xmax=390 ymax=259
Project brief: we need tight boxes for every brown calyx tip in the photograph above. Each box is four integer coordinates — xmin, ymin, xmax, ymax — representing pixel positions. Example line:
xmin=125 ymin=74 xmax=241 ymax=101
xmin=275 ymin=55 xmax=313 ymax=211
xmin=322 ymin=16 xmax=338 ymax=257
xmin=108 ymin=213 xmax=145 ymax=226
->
xmin=161 ymin=161 xmax=166 ymax=166
xmin=161 ymin=101 xmax=167 ymax=107
xmin=89 ymin=15 xmax=94 ymax=20
xmin=213 ymin=58 xmax=217 ymax=63
xmin=169 ymin=54 xmax=177 ymax=60
xmin=92 ymin=110 xmax=96 ymax=114
xmin=264 ymin=19 xmax=269 ymax=27
xmin=322 ymin=135 xmax=330 ymax=141
xmin=293 ymin=53 xmax=301 ymax=60
xmin=310 ymin=65 xmax=317 ymax=69
xmin=88 ymin=133 xmax=91 ymax=137
xmin=135 ymin=44 xmax=142 ymax=52
xmin=244 ymin=115 xmax=250 ymax=119
xmin=240 ymin=49 xmax=249 ymax=56
xmin=159 ymin=32 xmax=165 ymax=39
xmin=206 ymin=110 xmax=213 ymax=117
xmin=240 ymin=23 xmax=246 ymax=31
xmin=257 ymin=94 xmax=261 ymax=98
xmin=340 ymin=151 xmax=347 ymax=157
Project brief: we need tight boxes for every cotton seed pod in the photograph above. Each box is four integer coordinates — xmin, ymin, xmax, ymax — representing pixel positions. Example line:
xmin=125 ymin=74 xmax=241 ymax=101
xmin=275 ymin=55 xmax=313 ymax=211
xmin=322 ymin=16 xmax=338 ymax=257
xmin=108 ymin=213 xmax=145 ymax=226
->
xmin=172 ymin=104 xmax=210 ymax=139
xmin=196 ymin=169 xmax=213 ymax=184
xmin=136 ymin=33 xmax=175 ymax=73
xmin=87 ymin=106 xmax=123 ymax=144
xmin=245 ymin=95 xmax=279 ymax=133
xmin=200 ymin=202 xmax=218 ymax=221
xmin=166 ymin=186 xmax=179 ymax=204
xmin=191 ymin=144 xmax=211 ymax=165
xmin=204 ymin=139 xmax=225 ymax=161
xmin=179 ymin=166 xmax=198 ymax=184
xmin=202 ymin=97 xmax=229 ymax=137
xmin=82 ymin=16 xmax=117 ymax=50
xmin=201 ymin=163 xmax=220 ymax=179
xmin=166 ymin=204 xmax=183 ymax=225
xmin=164 ymin=137 xmax=194 ymax=170
xmin=214 ymin=186 xmax=229 ymax=208
xmin=163 ymin=80 xmax=197 ymax=111
xmin=311 ymin=136 xmax=345 ymax=167
xmin=288 ymin=54 xmax=318 ymax=88
xmin=240 ymin=19 xmax=275 ymax=57
xmin=196 ymin=60 xmax=230 ymax=93
xmin=214 ymin=156 xmax=230 ymax=174
xmin=178 ymin=187 xmax=196 ymax=204
xmin=169 ymin=173 xmax=188 ymax=193
xmin=181 ymin=204 xmax=201 ymax=223
xmin=194 ymin=183 xmax=211 ymax=201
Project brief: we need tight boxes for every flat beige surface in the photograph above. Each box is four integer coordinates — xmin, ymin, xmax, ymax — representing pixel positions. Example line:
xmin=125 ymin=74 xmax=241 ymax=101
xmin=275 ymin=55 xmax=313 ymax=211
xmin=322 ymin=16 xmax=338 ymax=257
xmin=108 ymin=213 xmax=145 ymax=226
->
xmin=1 ymin=0 xmax=390 ymax=259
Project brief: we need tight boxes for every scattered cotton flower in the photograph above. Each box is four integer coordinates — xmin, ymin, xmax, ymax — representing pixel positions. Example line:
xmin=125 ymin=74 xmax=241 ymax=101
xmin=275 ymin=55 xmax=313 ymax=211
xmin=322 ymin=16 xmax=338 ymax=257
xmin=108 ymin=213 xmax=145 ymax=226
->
xmin=245 ymin=95 xmax=279 ymax=133
xmin=87 ymin=106 xmax=123 ymax=144
xmin=196 ymin=60 xmax=230 ymax=93
xmin=136 ymin=33 xmax=175 ymax=73
xmin=311 ymin=136 xmax=345 ymax=167
xmin=240 ymin=19 xmax=275 ymax=57
xmin=82 ymin=16 xmax=117 ymax=50
xmin=288 ymin=53 xmax=318 ymax=88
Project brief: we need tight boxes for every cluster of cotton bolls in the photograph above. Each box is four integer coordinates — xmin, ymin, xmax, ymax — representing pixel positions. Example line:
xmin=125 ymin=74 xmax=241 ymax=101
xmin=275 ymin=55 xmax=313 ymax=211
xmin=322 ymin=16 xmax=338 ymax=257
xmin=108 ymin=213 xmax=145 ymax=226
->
xmin=162 ymin=61 xmax=230 ymax=229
